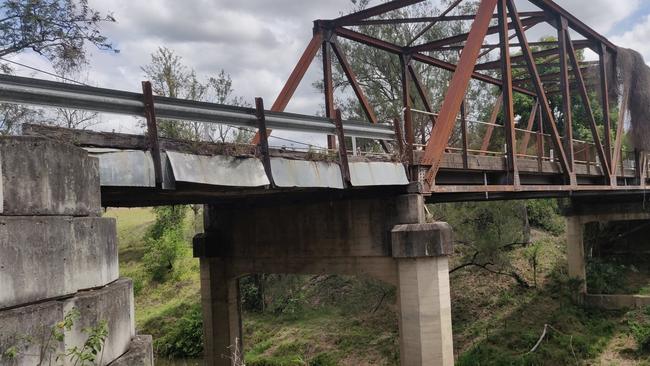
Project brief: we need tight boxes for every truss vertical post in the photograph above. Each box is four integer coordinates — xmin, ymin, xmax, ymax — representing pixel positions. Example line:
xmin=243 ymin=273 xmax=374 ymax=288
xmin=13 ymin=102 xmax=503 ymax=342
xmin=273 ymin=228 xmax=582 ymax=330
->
xmin=421 ymin=0 xmax=499 ymax=186
xmin=334 ymin=109 xmax=351 ymax=186
xmin=322 ymin=34 xmax=337 ymax=149
xmin=460 ymin=100 xmax=469 ymax=169
xmin=480 ymin=93 xmax=503 ymax=155
xmin=498 ymin=0 xmax=519 ymax=186
xmin=557 ymin=16 xmax=575 ymax=183
xmin=506 ymin=0 xmax=573 ymax=183
xmin=255 ymin=97 xmax=274 ymax=187
xmin=400 ymin=54 xmax=414 ymax=165
xmin=142 ymin=81 xmax=163 ymax=189
xmin=537 ymin=104 xmax=544 ymax=172
xmin=565 ymin=30 xmax=611 ymax=181
xmin=393 ymin=117 xmax=405 ymax=161
xmin=599 ymin=43 xmax=614 ymax=181
xmin=408 ymin=64 xmax=437 ymax=129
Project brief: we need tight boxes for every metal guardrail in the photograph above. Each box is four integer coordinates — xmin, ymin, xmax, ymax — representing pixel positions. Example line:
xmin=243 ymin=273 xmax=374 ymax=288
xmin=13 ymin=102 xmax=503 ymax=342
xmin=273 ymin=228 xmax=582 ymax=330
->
xmin=0 ymin=74 xmax=395 ymax=141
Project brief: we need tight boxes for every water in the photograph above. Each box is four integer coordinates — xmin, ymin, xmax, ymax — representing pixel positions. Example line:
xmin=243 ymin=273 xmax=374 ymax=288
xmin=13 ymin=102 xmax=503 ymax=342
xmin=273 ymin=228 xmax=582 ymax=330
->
xmin=155 ymin=358 xmax=204 ymax=366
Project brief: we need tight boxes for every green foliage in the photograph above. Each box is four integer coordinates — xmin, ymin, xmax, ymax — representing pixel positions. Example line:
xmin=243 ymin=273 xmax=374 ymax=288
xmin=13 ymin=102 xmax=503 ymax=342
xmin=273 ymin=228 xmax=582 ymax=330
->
xmin=524 ymin=242 xmax=542 ymax=287
xmin=64 ymin=320 xmax=109 ymax=366
xmin=142 ymin=206 xmax=188 ymax=282
xmin=154 ymin=302 xmax=204 ymax=359
xmin=586 ymin=258 xmax=628 ymax=294
xmin=526 ymin=199 xmax=565 ymax=235
xmin=629 ymin=319 xmax=650 ymax=353
xmin=241 ymin=275 xmax=265 ymax=313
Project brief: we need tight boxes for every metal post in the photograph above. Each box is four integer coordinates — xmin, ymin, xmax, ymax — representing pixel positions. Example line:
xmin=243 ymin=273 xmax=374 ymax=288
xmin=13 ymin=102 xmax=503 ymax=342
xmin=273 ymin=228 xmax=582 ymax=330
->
xmin=255 ymin=97 xmax=274 ymax=187
xmin=141 ymin=81 xmax=163 ymax=189
xmin=334 ymin=109 xmax=351 ymax=186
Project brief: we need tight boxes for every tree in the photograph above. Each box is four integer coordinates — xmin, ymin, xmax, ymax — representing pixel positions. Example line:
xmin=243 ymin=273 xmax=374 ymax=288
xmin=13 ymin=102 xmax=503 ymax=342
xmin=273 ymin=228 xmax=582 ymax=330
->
xmin=0 ymin=0 xmax=116 ymax=71
xmin=141 ymin=47 xmax=250 ymax=142
xmin=0 ymin=0 xmax=116 ymax=135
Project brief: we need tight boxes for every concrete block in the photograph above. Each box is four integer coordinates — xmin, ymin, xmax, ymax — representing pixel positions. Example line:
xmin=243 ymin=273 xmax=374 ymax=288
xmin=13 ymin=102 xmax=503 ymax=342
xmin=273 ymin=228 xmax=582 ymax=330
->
xmin=391 ymin=222 xmax=453 ymax=258
xmin=66 ymin=278 xmax=135 ymax=365
xmin=0 ymin=279 xmax=134 ymax=366
xmin=107 ymin=335 xmax=154 ymax=366
xmin=0 ymin=216 xmax=118 ymax=310
xmin=0 ymin=136 xmax=100 ymax=216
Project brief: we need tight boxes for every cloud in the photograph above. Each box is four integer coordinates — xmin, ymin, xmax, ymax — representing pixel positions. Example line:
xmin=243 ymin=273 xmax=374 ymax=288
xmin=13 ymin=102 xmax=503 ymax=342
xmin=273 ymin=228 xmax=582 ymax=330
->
xmin=610 ymin=15 xmax=650 ymax=63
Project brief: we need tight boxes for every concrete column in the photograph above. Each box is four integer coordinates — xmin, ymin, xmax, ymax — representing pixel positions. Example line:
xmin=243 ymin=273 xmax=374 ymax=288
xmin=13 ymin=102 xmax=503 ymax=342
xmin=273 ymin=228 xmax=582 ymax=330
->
xmin=200 ymin=258 xmax=242 ymax=366
xmin=392 ymin=223 xmax=454 ymax=366
xmin=566 ymin=216 xmax=586 ymax=294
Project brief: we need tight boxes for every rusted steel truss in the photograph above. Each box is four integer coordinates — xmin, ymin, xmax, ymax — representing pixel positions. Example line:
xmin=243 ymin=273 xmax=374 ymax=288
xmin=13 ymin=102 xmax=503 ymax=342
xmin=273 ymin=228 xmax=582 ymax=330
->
xmin=269 ymin=0 xmax=637 ymax=193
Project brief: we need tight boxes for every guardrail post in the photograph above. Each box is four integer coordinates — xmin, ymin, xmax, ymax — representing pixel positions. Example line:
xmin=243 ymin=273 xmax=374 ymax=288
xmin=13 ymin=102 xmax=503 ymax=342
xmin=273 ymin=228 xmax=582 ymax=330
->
xmin=334 ymin=109 xmax=351 ymax=186
xmin=142 ymin=81 xmax=163 ymax=189
xmin=255 ymin=97 xmax=275 ymax=187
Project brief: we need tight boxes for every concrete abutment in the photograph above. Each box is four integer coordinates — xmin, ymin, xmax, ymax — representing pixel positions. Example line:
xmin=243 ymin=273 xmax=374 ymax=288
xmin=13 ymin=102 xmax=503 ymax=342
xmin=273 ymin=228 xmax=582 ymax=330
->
xmin=0 ymin=137 xmax=152 ymax=366
xmin=194 ymin=194 xmax=455 ymax=366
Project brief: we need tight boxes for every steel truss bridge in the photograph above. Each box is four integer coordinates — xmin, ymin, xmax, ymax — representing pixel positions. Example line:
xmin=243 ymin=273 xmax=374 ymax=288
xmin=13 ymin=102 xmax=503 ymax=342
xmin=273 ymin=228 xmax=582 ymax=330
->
xmin=0 ymin=0 xmax=648 ymax=205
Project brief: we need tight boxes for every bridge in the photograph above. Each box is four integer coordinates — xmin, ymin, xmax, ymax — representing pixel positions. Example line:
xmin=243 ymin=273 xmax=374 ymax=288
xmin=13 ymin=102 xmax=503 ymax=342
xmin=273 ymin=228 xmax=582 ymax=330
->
xmin=1 ymin=0 xmax=649 ymax=365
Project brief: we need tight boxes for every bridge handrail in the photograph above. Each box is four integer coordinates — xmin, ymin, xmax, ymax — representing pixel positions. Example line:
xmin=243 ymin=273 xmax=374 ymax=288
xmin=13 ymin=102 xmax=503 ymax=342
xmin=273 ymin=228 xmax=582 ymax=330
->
xmin=0 ymin=74 xmax=395 ymax=141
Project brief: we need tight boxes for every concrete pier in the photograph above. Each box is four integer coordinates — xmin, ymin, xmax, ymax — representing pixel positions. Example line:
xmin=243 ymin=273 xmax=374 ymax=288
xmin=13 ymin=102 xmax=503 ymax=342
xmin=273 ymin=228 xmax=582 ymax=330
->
xmin=194 ymin=194 xmax=455 ymax=366
xmin=565 ymin=199 xmax=650 ymax=308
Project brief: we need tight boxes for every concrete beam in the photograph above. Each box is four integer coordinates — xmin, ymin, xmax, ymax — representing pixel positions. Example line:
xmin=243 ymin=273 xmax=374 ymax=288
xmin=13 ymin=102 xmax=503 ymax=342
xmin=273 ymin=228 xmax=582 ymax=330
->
xmin=0 ymin=216 xmax=118 ymax=309
xmin=0 ymin=137 xmax=100 ymax=216
xmin=0 ymin=278 xmax=135 ymax=366
xmin=391 ymin=223 xmax=454 ymax=258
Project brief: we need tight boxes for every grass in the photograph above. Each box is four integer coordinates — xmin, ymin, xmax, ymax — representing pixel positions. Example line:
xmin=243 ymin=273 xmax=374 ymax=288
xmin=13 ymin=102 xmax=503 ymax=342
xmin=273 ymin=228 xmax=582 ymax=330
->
xmin=105 ymin=207 xmax=650 ymax=365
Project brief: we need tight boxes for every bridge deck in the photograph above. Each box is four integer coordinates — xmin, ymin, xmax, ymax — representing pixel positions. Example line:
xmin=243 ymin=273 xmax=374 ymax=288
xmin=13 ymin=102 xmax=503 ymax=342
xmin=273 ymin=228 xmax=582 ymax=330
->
xmin=24 ymin=124 xmax=649 ymax=206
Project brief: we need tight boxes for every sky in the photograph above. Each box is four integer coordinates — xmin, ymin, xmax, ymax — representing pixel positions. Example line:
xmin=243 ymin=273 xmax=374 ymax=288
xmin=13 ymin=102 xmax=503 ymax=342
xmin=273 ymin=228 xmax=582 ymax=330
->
xmin=5 ymin=0 xmax=650 ymax=145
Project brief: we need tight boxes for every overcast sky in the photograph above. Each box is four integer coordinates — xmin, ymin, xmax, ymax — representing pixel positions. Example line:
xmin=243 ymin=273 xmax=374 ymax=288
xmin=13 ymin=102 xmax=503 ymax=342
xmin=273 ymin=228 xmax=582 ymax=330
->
xmin=6 ymin=0 xmax=650 ymax=144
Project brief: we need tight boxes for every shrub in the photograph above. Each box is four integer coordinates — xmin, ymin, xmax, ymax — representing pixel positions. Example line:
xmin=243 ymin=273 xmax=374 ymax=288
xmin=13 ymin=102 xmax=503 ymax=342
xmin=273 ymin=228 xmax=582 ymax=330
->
xmin=629 ymin=318 xmax=650 ymax=353
xmin=586 ymin=258 xmax=628 ymax=294
xmin=155 ymin=302 xmax=204 ymax=358
xmin=526 ymin=199 xmax=565 ymax=235
xmin=142 ymin=226 xmax=187 ymax=282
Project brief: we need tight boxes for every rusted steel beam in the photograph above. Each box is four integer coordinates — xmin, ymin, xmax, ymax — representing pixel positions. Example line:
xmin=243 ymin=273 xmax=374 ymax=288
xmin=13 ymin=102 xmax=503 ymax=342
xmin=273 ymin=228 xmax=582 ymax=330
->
xmin=557 ymin=16 xmax=575 ymax=175
xmin=252 ymin=33 xmax=322 ymax=144
xmin=335 ymin=27 xmax=536 ymax=96
xmin=612 ymin=88 xmax=628 ymax=174
xmin=566 ymin=30 xmax=611 ymax=178
xmin=440 ymin=39 xmax=590 ymax=52
xmin=410 ymin=52 xmax=536 ymax=96
xmin=537 ymin=103 xmax=544 ymax=172
xmin=410 ymin=15 xmax=545 ymax=53
xmin=350 ymin=11 xmax=545 ymax=25
xmin=322 ymin=39 xmax=337 ymax=149
xmin=401 ymin=54 xmax=414 ymax=163
xmin=270 ymin=33 xmax=322 ymax=112
xmin=519 ymin=100 xmax=539 ymax=153
xmin=421 ymin=0 xmax=499 ymax=185
xmin=334 ymin=109 xmax=351 ymax=186
xmin=599 ymin=43 xmax=613 ymax=172
xmin=480 ymin=93 xmax=503 ymax=155
xmin=141 ymin=81 xmax=163 ymax=188
xmin=408 ymin=64 xmax=436 ymax=128
xmin=474 ymin=44 xmax=589 ymax=71
xmin=498 ymin=0 xmax=519 ymax=185
xmin=507 ymin=0 xmax=572 ymax=182
xmin=527 ymin=0 xmax=616 ymax=51
xmin=393 ymin=117 xmax=405 ymax=160
xmin=255 ymin=97 xmax=275 ymax=187
xmin=460 ymin=100 xmax=469 ymax=169
xmin=329 ymin=0 xmax=426 ymax=27
xmin=331 ymin=40 xmax=378 ymax=124
xmin=407 ymin=0 xmax=463 ymax=46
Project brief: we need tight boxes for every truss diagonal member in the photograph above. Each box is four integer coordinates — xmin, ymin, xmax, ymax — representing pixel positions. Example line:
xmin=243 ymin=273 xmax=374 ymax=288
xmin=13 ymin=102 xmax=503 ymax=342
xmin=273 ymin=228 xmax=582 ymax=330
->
xmin=409 ymin=15 xmax=545 ymax=53
xmin=565 ymin=28 xmax=611 ymax=178
xmin=252 ymin=33 xmax=322 ymax=144
xmin=420 ymin=0 xmax=499 ymax=186
xmin=480 ymin=93 xmax=503 ymax=155
xmin=330 ymin=0 xmax=426 ymax=27
xmin=331 ymin=40 xmax=379 ymax=124
xmin=506 ymin=0 xmax=572 ymax=181
xmin=498 ymin=0 xmax=519 ymax=185
xmin=334 ymin=27 xmax=536 ymax=97
xmin=406 ymin=0 xmax=464 ymax=46
xmin=408 ymin=64 xmax=436 ymax=128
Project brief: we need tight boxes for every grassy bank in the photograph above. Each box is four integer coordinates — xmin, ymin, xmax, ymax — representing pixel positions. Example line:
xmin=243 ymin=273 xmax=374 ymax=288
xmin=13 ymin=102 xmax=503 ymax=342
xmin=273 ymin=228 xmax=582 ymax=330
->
xmin=106 ymin=206 xmax=650 ymax=365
